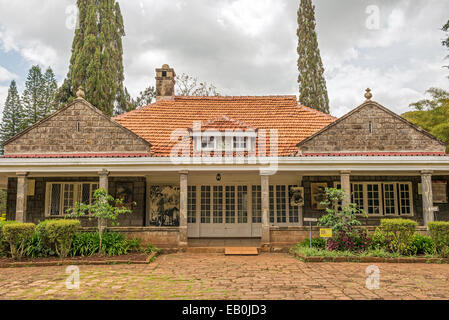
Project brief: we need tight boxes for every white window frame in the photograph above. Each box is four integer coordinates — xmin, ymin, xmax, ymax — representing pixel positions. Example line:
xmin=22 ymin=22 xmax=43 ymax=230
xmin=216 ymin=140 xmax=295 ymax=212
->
xmin=333 ymin=181 xmax=414 ymax=217
xmin=45 ymin=182 xmax=99 ymax=217
xmin=192 ymin=131 xmax=256 ymax=153
xmin=269 ymin=184 xmax=300 ymax=226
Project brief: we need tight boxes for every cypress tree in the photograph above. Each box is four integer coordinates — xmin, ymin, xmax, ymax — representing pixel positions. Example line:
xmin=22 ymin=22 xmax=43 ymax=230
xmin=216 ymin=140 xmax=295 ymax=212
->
xmin=59 ymin=0 xmax=129 ymax=115
xmin=297 ymin=0 xmax=330 ymax=114
xmin=0 ymin=81 xmax=24 ymax=153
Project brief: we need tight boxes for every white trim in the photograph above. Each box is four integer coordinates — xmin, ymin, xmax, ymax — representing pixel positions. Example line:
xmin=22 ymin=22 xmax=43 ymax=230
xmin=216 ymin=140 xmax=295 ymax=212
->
xmin=44 ymin=181 xmax=98 ymax=217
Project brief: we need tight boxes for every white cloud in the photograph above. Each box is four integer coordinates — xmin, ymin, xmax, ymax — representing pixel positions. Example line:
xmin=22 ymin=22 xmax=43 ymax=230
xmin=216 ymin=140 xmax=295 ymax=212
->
xmin=0 ymin=0 xmax=447 ymax=120
xmin=0 ymin=65 xmax=16 ymax=82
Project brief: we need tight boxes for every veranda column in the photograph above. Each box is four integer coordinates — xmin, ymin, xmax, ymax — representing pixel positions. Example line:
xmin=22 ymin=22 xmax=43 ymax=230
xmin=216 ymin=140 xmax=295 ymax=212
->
xmin=15 ymin=172 xmax=28 ymax=222
xmin=421 ymin=170 xmax=434 ymax=226
xmin=340 ymin=170 xmax=351 ymax=207
xmin=260 ymin=172 xmax=270 ymax=247
xmin=98 ymin=169 xmax=109 ymax=191
xmin=179 ymin=171 xmax=188 ymax=247
xmin=145 ymin=175 xmax=151 ymax=226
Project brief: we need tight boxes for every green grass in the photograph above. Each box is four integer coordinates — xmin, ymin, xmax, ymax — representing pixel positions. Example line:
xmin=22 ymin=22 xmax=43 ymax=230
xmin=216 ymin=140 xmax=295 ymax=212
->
xmin=294 ymin=245 xmax=441 ymax=259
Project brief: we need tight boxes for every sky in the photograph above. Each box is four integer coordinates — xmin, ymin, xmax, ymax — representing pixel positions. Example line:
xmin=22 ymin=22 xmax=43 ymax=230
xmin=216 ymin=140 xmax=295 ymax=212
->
xmin=0 ymin=0 xmax=448 ymax=118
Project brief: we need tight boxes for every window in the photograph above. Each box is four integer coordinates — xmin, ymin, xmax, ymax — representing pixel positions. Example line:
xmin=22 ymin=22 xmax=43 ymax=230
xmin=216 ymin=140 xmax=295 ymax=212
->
xmin=225 ymin=186 xmax=236 ymax=223
xmin=288 ymin=185 xmax=299 ymax=223
xmin=201 ymin=186 xmax=211 ymax=223
xmin=193 ymin=133 xmax=255 ymax=152
xmin=333 ymin=181 xmax=413 ymax=216
xmin=187 ymin=186 xmax=196 ymax=223
xmin=201 ymin=136 xmax=215 ymax=150
xmin=276 ymin=186 xmax=287 ymax=223
xmin=269 ymin=185 xmax=300 ymax=225
xmin=398 ymin=183 xmax=412 ymax=215
xmin=383 ymin=183 xmax=396 ymax=215
xmin=233 ymin=137 xmax=247 ymax=151
xmin=366 ymin=183 xmax=381 ymax=214
xmin=252 ymin=186 xmax=261 ymax=223
xmin=46 ymin=182 xmax=98 ymax=216
xmin=237 ymin=186 xmax=248 ymax=223
xmin=213 ymin=186 xmax=223 ymax=223
xmin=352 ymin=183 xmax=364 ymax=209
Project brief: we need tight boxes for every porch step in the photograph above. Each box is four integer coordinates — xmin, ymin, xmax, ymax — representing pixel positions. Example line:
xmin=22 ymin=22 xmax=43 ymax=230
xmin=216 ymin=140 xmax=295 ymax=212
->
xmin=186 ymin=247 xmax=226 ymax=253
xmin=224 ymin=247 xmax=259 ymax=256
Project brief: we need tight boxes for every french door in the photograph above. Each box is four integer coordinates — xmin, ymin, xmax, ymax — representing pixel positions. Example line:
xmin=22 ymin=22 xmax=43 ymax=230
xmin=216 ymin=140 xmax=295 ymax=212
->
xmin=187 ymin=184 xmax=261 ymax=238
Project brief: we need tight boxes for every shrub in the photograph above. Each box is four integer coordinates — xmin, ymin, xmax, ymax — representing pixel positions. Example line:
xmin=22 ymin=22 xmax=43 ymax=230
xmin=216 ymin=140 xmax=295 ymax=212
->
xmin=101 ymin=232 xmax=130 ymax=256
xmin=126 ymin=238 xmax=142 ymax=252
xmin=2 ymin=223 xmax=35 ymax=260
xmin=297 ymin=237 xmax=326 ymax=249
xmin=23 ymin=232 xmax=54 ymax=258
xmin=66 ymin=188 xmax=134 ymax=252
xmin=45 ymin=219 xmax=80 ymax=258
xmin=369 ymin=227 xmax=386 ymax=250
xmin=70 ymin=231 xmax=133 ymax=257
xmin=0 ymin=220 xmax=18 ymax=256
xmin=428 ymin=221 xmax=449 ymax=257
xmin=409 ymin=234 xmax=435 ymax=256
xmin=70 ymin=232 xmax=100 ymax=257
xmin=380 ymin=218 xmax=417 ymax=255
xmin=326 ymin=227 xmax=372 ymax=252
xmin=145 ymin=243 xmax=162 ymax=255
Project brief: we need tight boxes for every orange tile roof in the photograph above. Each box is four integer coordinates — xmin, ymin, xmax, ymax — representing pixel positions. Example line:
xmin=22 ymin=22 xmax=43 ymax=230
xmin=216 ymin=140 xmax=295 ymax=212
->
xmin=113 ymin=96 xmax=336 ymax=157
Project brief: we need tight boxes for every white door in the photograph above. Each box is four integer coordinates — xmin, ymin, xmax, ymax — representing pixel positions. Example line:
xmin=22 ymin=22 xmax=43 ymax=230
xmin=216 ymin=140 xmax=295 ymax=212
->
xmin=189 ymin=184 xmax=254 ymax=238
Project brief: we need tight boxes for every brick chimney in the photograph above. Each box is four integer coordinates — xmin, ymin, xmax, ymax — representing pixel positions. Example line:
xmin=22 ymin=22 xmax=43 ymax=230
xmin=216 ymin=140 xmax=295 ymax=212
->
xmin=155 ymin=64 xmax=176 ymax=101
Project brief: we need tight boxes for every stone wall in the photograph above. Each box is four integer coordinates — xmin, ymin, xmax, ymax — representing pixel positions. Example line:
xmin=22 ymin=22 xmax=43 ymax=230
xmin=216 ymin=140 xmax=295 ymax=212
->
xmin=298 ymin=103 xmax=446 ymax=153
xmin=3 ymin=99 xmax=150 ymax=155
xmin=7 ymin=177 xmax=146 ymax=227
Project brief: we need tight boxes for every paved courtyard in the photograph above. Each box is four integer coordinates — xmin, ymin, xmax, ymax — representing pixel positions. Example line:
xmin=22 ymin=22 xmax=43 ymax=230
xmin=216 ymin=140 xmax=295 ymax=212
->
xmin=0 ymin=252 xmax=449 ymax=300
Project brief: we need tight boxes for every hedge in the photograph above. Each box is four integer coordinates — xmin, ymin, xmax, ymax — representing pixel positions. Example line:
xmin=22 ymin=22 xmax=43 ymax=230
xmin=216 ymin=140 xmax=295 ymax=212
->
xmin=2 ymin=223 xmax=35 ymax=260
xmin=0 ymin=220 xmax=18 ymax=256
xmin=380 ymin=218 xmax=417 ymax=255
xmin=45 ymin=219 xmax=80 ymax=258
xmin=428 ymin=221 xmax=449 ymax=257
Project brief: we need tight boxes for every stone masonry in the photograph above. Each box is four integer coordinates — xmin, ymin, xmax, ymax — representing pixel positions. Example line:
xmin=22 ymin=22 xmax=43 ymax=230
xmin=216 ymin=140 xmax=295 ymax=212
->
xmin=298 ymin=102 xmax=446 ymax=153
xmin=3 ymin=99 xmax=150 ymax=155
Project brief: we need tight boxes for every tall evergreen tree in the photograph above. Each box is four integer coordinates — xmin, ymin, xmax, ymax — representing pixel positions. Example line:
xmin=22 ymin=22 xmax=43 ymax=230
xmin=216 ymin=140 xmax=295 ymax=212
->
xmin=59 ymin=0 xmax=129 ymax=115
xmin=0 ymin=81 xmax=24 ymax=153
xmin=443 ymin=20 xmax=449 ymax=76
xmin=297 ymin=0 xmax=329 ymax=114
xmin=42 ymin=67 xmax=58 ymax=115
xmin=22 ymin=65 xmax=46 ymax=128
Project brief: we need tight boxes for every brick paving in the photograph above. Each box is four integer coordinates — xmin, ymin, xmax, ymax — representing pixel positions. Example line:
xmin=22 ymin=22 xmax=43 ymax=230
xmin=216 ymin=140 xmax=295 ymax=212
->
xmin=0 ymin=253 xmax=449 ymax=300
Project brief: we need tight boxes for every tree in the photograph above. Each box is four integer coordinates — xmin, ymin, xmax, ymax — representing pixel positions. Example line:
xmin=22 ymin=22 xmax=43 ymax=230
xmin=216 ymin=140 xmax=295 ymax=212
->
xmin=175 ymin=73 xmax=220 ymax=96
xmin=297 ymin=0 xmax=329 ymax=114
xmin=42 ymin=67 xmax=58 ymax=115
xmin=21 ymin=65 xmax=46 ymax=128
xmin=131 ymin=86 xmax=156 ymax=109
xmin=60 ymin=0 xmax=130 ymax=115
xmin=443 ymin=20 xmax=449 ymax=74
xmin=403 ymin=88 xmax=449 ymax=153
xmin=0 ymin=80 xmax=24 ymax=153
xmin=66 ymin=188 xmax=133 ymax=252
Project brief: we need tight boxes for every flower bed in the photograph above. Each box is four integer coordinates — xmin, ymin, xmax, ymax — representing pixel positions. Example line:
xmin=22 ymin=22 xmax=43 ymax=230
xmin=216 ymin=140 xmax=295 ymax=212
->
xmin=291 ymin=188 xmax=449 ymax=264
xmin=292 ymin=245 xmax=448 ymax=264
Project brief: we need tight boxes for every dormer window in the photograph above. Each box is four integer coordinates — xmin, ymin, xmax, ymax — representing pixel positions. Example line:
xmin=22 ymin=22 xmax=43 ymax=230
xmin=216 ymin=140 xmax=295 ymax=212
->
xmin=233 ymin=136 xmax=247 ymax=151
xmin=193 ymin=131 xmax=256 ymax=153
xmin=201 ymin=136 xmax=216 ymax=151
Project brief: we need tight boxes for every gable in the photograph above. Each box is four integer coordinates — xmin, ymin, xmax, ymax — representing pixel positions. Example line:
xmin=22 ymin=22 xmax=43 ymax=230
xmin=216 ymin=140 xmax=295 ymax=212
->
xmin=297 ymin=101 xmax=446 ymax=154
xmin=3 ymin=99 xmax=151 ymax=155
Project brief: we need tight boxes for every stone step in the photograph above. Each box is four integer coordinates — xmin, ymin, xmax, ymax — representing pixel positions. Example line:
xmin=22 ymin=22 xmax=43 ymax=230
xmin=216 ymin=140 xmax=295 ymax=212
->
xmin=186 ymin=247 xmax=225 ymax=253
xmin=224 ymin=247 xmax=259 ymax=255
